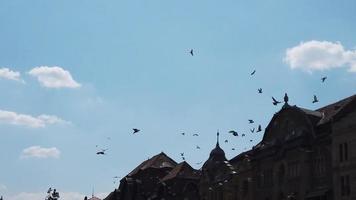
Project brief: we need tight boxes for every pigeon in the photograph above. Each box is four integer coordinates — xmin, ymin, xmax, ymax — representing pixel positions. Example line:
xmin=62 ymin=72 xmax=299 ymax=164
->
xmin=196 ymin=145 xmax=201 ymax=149
xmin=258 ymin=88 xmax=262 ymax=94
xmin=321 ymin=76 xmax=327 ymax=82
xmin=132 ymin=128 xmax=140 ymax=134
xmin=251 ymin=70 xmax=256 ymax=76
xmin=96 ymin=149 xmax=108 ymax=155
xmin=224 ymin=139 xmax=228 ymax=143
xmin=190 ymin=49 xmax=194 ymax=56
xmin=193 ymin=133 xmax=199 ymax=136
xmin=248 ymin=119 xmax=254 ymax=124
xmin=272 ymin=97 xmax=281 ymax=105
xmin=312 ymin=95 xmax=319 ymax=103
xmin=257 ymin=125 xmax=262 ymax=132
xmin=250 ymin=128 xmax=255 ymax=133
xmin=229 ymin=130 xmax=238 ymax=136
xmin=284 ymin=93 xmax=289 ymax=103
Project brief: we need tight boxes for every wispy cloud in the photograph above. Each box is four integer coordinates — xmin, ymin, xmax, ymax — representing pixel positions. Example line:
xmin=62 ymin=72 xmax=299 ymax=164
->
xmin=0 ymin=68 xmax=24 ymax=83
xmin=284 ymin=40 xmax=356 ymax=73
xmin=21 ymin=146 xmax=60 ymax=159
xmin=0 ymin=109 xmax=70 ymax=128
xmin=29 ymin=66 xmax=81 ymax=88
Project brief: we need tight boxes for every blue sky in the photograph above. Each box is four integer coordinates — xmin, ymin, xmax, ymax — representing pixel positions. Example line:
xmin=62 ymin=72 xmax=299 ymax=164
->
xmin=1 ymin=0 xmax=356 ymax=199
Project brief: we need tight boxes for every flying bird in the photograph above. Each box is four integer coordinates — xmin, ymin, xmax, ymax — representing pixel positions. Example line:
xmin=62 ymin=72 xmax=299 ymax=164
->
xmin=257 ymin=125 xmax=262 ymax=132
xmin=258 ymin=88 xmax=263 ymax=94
xmin=190 ymin=49 xmax=194 ymax=56
xmin=312 ymin=95 xmax=319 ymax=103
xmin=196 ymin=145 xmax=201 ymax=149
xmin=250 ymin=128 xmax=255 ymax=133
xmin=224 ymin=139 xmax=228 ymax=143
xmin=231 ymin=148 xmax=235 ymax=151
xmin=96 ymin=149 xmax=108 ymax=155
xmin=321 ymin=76 xmax=327 ymax=82
xmin=132 ymin=128 xmax=140 ymax=134
xmin=229 ymin=130 xmax=238 ymax=136
xmin=251 ymin=70 xmax=256 ymax=76
xmin=182 ymin=156 xmax=185 ymax=161
xmin=250 ymin=139 xmax=253 ymax=142
xmin=181 ymin=132 xmax=185 ymax=136
xmin=180 ymin=153 xmax=184 ymax=157
xmin=248 ymin=119 xmax=254 ymax=124
xmin=272 ymin=97 xmax=281 ymax=105
xmin=242 ymin=134 xmax=246 ymax=137
xmin=193 ymin=133 xmax=199 ymax=136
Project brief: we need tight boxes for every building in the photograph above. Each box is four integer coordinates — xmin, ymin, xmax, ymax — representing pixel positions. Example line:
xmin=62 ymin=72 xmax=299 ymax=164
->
xmin=104 ymin=94 xmax=356 ymax=200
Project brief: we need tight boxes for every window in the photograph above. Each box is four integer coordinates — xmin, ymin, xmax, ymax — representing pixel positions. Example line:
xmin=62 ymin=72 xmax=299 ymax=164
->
xmin=339 ymin=142 xmax=348 ymax=162
xmin=341 ymin=175 xmax=351 ymax=196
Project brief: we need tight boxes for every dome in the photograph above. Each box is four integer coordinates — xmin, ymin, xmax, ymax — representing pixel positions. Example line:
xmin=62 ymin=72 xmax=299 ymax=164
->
xmin=209 ymin=142 xmax=225 ymax=157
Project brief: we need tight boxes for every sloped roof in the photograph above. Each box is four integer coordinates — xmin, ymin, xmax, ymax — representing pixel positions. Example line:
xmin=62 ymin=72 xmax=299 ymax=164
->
xmin=161 ymin=161 xmax=200 ymax=181
xmin=127 ymin=152 xmax=177 ymax=177
xmin=89 ymin=196 xmax=101 ymax=200
xmin=316 ymin=94 xmax=356 ymax=125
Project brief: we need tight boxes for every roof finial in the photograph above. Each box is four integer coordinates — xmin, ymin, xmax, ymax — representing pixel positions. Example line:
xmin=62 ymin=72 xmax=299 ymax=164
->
xmin=216 ymin=130 xmax=220 ymax=146
xmin=92 ymin=187 xmax=94 ymax=198
xmin=284 ymin=93 xmax=289 ymax=104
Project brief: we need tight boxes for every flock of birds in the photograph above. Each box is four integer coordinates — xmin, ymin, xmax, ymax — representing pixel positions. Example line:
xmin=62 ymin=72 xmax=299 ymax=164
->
xmin=93 ymin=49 xmax=328 ymax=184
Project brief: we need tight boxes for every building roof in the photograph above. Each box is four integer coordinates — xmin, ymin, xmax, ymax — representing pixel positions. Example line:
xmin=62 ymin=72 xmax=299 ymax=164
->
xmin=88 ymin=196 xmax=101 ymax=200
xmin=161 ymin=161 xmax=200 ymax=182
xmin=316 ymin=94 xmax=356 ymax=125
xmin=127 ymin=152 xmax=177 ymax=177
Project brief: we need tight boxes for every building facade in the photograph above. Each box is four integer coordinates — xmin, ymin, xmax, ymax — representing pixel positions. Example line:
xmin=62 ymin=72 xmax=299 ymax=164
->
xmin=104 ymin=94 xmax=356 ymax=200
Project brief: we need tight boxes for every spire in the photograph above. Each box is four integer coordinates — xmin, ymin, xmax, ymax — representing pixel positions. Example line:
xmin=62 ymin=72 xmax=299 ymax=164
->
xmin=216 ymin=130 xmax=220 ymax=146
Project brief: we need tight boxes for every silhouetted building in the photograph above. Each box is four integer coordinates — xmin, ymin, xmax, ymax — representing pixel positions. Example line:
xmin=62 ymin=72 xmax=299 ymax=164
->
xmin=104 ymin=94 xmax=356 ymax=200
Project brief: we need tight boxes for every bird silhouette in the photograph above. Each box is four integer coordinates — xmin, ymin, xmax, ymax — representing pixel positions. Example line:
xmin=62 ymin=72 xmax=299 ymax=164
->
xmin=250 ymin=128 xmax=255 ymax=133
xmin=231 ymin=148 xmax=235 ymax=151
xmin=250 ymin=139 xmax=253 ymax=142
xmin=248 ymin=119 xmax=254 ymax=124
xmin=182 ymin=156 xmax=185 ymax=161
xmin=96 ymin=149 xmax=108 ymax=155
xmin=196 ymin=145 xmax=201 ymax=149
xmin=312 ymin=95 xmax=319 ymax=103
xmin=132 ymin=128 xmax=140 ymax=134
xmin=229 ymin=130 xmax=238 ymax=136
xmin=272 ymin=97 xmax=281 ymax=105
xmin=193 ymin=133 xmax=199 ymax=136
xmin=181 ymin=132 xmax=185 ymax=136
xmin=180 ymin=153 xmax=184 ymax=156
xmin=224 ymin=139 xmax=228 ymax=143
xmin=284 ymin=93 xmax=289 ymax=103
xmin=196 ymin=161 xmax=203 ymax=165
xmin=190 ymin=49 xmax=194 ymax=56
xmin=258 ymin=88 xmax=262 ymax=93
xmin=242 ymin=134 xmax=246 ymax=137
xmin=251 ymin=70 xmax=256 ymax=76
xmin=257 ymin=125 xmax=262 ymax=132
xmin=321 ymin=76 xmax=327 ymax=82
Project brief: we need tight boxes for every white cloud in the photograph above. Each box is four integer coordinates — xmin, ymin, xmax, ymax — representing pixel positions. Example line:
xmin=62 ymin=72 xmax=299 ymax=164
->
xmin=0 ymin=109 xmax=69 ymax=128
xmin=6 ymin=191 xmax=108 ymax=200
xmin=0 ymin=68 xmax=24 ymax=83
xmin=284 ymin=40 xmax=356 ymax=72
xmin=21 ymin=146 xmax=60 ymax=159
xmin=29 ymin=66 xmax=81 ymax=88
